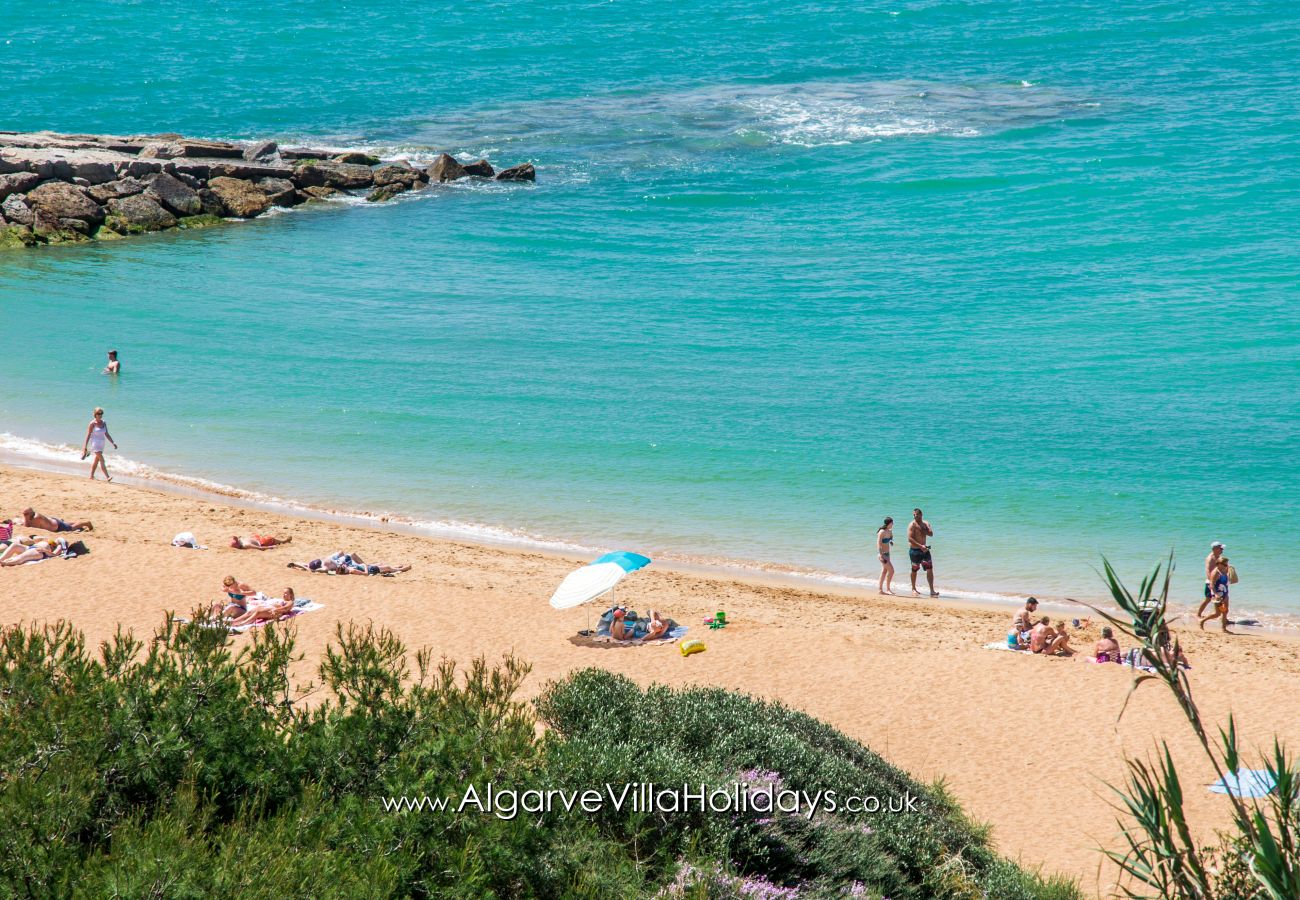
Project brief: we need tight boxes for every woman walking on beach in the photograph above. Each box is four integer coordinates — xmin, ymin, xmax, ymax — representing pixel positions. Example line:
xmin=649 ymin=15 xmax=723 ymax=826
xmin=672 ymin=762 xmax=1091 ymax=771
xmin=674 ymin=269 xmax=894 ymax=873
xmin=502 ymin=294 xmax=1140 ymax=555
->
xmin=877 ymin=517 xmax=895 ymax=595
xmin=81 ymin=407 xmax=117 ymax=481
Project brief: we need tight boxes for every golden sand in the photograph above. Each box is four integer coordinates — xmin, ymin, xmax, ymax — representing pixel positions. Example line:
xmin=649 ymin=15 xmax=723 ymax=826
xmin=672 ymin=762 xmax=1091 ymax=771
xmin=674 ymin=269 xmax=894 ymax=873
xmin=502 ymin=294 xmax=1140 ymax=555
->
xmin=4 ymin=463 xmax=1298 ymax=895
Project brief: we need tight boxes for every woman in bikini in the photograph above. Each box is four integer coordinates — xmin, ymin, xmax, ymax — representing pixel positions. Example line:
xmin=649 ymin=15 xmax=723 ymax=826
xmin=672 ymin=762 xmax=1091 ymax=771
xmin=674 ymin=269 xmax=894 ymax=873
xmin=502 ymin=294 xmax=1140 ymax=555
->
xmin=229 ymin=588 xmax=298 ymax=628
xmin=81 ymin=407 xmax=118 ymax=481
xmin=230 ymin=534 xmax=292 ymax=550
xmin=876 ymin=517 xmax=895 ymax=595
xmin=215 ymin=576 xmax=258 ymax=619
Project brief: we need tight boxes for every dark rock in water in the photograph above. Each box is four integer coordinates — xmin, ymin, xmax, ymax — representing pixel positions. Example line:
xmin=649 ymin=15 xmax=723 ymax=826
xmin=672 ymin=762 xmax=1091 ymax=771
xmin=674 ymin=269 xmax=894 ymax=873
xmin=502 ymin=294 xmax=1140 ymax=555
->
xmin=87 ymin=177 xmax=147 ymax=203
xmin=145 ymin=171 xmax=202 ymax=217
xmin=244 ymin=139 xmax=278 ymax=162
xmin=106 ymin=194 xmax=178 ymax=231
xmin=69 ymin=160 xmax=117 ymax=185
xmin=206 ymin=176 xmax=271 ymax=218
xmin=292 ymin=160 xmax=373 ymax=189
xmin=176 ymin=214 xmax=224 ymax=229
xmin=2 ymin=194 xmax=34 ymax=226
xmin=196 ymin=188 xmax=225 ymax=218
xmin=495 ymin=162 xmax=536 ymax=182
xmin=26 ymin=181 xmax=104 ymax=225
xmin=300 ymin=185 xmax=340 ymax=200
xmin=462 ymin=158 xmax=495 ymax=178
xmin=366 ymin=182 xmax=408 ymax=202
xmin=426 ymin=153 xmax=468 ymax=183
xmin=372 ymin=163 xmax=422 ymax=187
xmin=280 ymin=147 xmax=333 ymax=161
xmin=335 ymin=151 xmax=380 ymax=166
xmin=58 ymin=216 xmax=94 ymax=235
xmin=0 ymin=171 xmax=39 ymax=201
xmin=0 ymin=224 xmax=39 ymax=249
xmin=255 ymin=177 xmax=299 ymax=207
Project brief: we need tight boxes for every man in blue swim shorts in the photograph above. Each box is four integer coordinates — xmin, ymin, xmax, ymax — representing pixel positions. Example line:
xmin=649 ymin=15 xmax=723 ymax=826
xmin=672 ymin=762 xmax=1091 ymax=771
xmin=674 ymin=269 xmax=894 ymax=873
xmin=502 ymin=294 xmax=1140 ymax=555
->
xmin=907 ymin=507 xmax=938 ymax=598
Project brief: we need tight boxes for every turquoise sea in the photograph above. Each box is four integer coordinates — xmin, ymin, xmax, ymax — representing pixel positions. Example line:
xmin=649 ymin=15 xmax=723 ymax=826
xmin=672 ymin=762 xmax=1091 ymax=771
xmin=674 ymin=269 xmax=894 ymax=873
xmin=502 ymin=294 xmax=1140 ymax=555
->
xmin=2 ymin=2 xmax=1297 ymax=614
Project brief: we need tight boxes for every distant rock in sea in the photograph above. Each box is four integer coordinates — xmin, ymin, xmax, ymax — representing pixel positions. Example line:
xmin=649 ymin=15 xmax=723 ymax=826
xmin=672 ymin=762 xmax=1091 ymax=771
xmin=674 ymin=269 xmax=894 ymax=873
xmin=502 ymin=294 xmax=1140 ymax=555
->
xmin=0 ymin=131 xmax=536 ymax=250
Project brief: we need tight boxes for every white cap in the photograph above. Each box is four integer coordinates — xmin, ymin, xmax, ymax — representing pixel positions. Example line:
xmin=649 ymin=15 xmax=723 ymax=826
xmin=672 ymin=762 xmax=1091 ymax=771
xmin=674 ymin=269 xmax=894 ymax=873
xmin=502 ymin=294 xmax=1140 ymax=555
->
xmin=1211 ymin=541 xmax=1225 ymax=549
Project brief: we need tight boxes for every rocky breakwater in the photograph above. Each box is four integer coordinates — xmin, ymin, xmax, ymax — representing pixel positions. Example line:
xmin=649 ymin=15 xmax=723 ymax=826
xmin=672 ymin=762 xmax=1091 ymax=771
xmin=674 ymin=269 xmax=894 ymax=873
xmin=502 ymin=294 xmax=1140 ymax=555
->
xmin=0 ymin=131 xmax=536 ymax=250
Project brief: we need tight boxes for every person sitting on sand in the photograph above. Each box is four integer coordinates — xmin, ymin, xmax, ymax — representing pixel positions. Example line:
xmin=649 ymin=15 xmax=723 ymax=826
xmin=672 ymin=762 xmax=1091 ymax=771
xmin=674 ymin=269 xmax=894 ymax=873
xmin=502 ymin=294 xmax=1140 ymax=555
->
xmin=21 ymin=507 xmax=92 ymax=533
xmin=1199 ymin=557 xmax=1233 ymax=633
xmin=1155 ymin=623 xmax=1192 ymax=669
xmin=640 ymin=610 xmax=678 ymax=641
xmin=1094 ymin=626 xmax=1121 ymax=663
xmin=289 ymin=551 xmax=410 ymax=575
xmin=214 ymin=575 xmax=259 ymax=619
xmin=1012 ymin=597 xmax=1039 ymax=644
xmin=1030 ymin=616 xmax=1073 ymax=656
xmin=229 ymin=587 xmax=298 ymax=629
xmin=0 ymin=537 xmax=66 ymax=567
xmin=230 ymin=534 xmax=292 ymax=550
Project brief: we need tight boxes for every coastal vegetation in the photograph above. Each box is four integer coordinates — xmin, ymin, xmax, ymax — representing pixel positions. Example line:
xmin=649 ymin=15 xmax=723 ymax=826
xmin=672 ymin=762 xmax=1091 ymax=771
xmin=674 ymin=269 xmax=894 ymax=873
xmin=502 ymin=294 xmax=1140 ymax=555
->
xmin=1087 ymin=559 xmax=1300 ymax=899
xmin=0 ymin=614 xmax=1076 ymax=898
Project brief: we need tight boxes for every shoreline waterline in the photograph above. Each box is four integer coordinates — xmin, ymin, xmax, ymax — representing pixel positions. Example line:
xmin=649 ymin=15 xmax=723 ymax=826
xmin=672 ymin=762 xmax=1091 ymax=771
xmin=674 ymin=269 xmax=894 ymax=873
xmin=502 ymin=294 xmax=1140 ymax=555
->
xmin=3 ymin=431 xmax=1290 ymax=633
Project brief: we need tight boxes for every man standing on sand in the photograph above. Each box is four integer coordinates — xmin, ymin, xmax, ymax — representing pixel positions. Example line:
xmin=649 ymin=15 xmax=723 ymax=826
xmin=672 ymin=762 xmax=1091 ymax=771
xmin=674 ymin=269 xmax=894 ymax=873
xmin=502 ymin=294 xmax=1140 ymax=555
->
xmin=1196 ymin=541 xmax=1225 ymax=619
xmin=907 ymin=507 xmax=938 ymax=598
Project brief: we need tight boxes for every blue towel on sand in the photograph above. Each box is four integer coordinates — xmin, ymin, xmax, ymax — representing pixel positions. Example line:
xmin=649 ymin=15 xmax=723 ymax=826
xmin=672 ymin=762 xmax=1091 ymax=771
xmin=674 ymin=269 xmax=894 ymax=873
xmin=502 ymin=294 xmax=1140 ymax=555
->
xmin=1209 ymin=770 xmax=1276 ymax=798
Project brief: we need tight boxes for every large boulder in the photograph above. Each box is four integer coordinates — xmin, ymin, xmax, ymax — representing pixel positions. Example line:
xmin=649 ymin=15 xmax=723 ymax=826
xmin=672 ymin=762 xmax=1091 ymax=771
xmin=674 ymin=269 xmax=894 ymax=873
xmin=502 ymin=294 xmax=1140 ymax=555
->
xmin=291 ymin=160 xmax=373 ymax=189
xmin=1 ymin=194 xmax=34 ymax=226
xmin=254 ymin=177 xmax=299 ymax=207
xmin=69 ymin=159 xmax=117 ymax=185
xmin=175 ymin=139 xmax=244 ymax=159
xmin=371 ymin=163 xmax=422 ymax=187
xmin=196 ymin=188 xmax=226 ymax=217
xmin=139 ymin=141 xmax=184 ymax=159
xmin=462 ymin=158 xmax=495 ymax=178
xmin=334 ymin=151 xmax=380 ymax=166
xmin=114 ymin=158 xmax=164 ymax=179
xmin=426 ymin=153 xmax=468 ymax=183
xmin=106 ymin=194 xmax=178 ymax=232
xmin=0 ymin=171 xmax=39 ymax=201
xmin=300 ymin=185 xmax=341 ymax=200
xmin=0 ymin=224 xmax=39 ymax=249
xmin=279 ymin=146 xmax=333 ymax=161
xmin=0 ymin=153 xmax=29 ymax=175
xmin=204 ymin=159 xmax=295 ymax=181
xmin=144 ymin=171 xmax=202 ymax=216
xmin=495 ymin=162 xmax=536 ymax=182
xmin=206 ymin=176 xmax=271 ymax=218
xmin=243 ymin=140 xmax=278 ymax=162
xmin=87 ymin=177 xmax=147 ymax=203
xmin=25 ymin=181 xmax=104 ymax=226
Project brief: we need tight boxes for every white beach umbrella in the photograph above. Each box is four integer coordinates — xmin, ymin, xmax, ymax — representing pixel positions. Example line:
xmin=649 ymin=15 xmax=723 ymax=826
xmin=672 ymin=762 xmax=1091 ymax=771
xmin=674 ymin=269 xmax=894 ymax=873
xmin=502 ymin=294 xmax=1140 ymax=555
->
xmin=548 ymin=562 xmax=628 ymax=610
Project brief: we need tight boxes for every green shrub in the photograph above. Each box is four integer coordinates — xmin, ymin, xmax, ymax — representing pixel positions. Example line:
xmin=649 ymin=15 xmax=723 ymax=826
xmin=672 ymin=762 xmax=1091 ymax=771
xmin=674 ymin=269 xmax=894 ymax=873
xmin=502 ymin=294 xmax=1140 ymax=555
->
xmin=0 ymin=616 xmax=1073 ymax=898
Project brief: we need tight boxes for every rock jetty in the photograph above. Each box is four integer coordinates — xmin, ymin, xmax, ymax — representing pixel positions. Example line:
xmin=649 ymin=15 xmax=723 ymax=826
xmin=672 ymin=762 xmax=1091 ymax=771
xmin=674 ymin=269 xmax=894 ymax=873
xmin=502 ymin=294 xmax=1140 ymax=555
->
xmin=0 ymin=131 xmax=536 ymax=250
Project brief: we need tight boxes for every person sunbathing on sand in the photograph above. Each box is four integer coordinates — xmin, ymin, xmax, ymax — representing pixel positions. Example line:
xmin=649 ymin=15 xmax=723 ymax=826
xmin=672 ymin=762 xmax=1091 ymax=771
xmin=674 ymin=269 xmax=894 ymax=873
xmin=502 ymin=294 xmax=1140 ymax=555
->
xmin=1030 ymin=616 xmax=1073 ymax=656
xmin=640 ymin=609 xmax=676 ymax=641
xmin=229 ymin=588 xmax=298 ymax=628
xmin=289 ymin=551 xmax=410 ymax=575
xmin=1 ymin=538 xmax=65 ymax=566
xmin=230 ymin=534 xmax=292 ymax=550
xmin=21 ymin=507 xmax=92 ymax=533
xmin=1094 ymin=626 xmax=1121 ymax=663
xmin=1155 ymin=623 xmax=1192 ymax=669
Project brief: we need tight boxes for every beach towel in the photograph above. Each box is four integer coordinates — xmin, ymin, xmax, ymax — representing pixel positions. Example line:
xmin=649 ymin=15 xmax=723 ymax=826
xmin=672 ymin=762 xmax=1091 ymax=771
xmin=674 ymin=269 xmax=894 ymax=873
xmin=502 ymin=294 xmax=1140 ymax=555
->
xmin=592 ymin=620 xmax=688 ymax=645
xmin=1209 ymin=769 xmax=1276 ymax=798
xmin=983 ymin=641 xmax=1027 ymax=653
xmin=230 ymin=599 xmax=324 ymax=633
xmin=172 ymin=531 xmax=208 ymax=550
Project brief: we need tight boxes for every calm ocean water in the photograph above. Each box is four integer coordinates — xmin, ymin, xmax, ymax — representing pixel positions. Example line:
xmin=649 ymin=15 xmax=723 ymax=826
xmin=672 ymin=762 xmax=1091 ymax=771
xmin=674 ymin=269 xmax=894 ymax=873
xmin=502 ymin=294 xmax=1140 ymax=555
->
xmin=2 ymin=2 xmax=1297 ymax=612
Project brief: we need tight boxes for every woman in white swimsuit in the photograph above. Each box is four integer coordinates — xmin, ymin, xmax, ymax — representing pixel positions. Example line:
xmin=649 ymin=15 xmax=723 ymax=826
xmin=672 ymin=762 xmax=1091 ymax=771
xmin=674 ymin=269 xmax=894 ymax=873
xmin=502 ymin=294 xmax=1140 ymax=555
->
xmin=877 ymin=517 xmax=895 ymax=595
xmin=81 ymin=407 xmax=118 ymax=481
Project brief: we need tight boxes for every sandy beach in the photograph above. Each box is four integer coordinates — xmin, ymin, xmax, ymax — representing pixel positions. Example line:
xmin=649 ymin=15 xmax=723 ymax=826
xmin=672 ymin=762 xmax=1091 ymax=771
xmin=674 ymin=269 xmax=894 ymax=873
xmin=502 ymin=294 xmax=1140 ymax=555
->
xmin=3 ymin=461 xmax=1298 ymax=895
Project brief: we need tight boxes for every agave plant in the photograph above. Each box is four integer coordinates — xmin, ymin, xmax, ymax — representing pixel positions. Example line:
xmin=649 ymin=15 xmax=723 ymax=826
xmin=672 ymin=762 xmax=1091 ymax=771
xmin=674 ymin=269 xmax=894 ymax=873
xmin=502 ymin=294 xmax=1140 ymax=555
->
xmin=1075 ymin=555 xmax=1300 ymax=899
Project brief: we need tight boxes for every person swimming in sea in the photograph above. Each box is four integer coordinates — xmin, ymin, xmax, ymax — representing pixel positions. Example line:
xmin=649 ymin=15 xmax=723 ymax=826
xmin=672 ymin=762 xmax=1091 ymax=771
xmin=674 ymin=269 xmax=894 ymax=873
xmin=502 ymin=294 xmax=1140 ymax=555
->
xmin=103 ymin=349 xmax=121 ymax=375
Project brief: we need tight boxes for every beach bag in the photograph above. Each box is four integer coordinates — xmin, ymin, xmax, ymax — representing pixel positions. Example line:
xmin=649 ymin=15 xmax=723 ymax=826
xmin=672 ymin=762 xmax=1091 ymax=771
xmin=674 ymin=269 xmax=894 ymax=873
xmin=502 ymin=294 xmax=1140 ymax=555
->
xmin=1228 ymin=565 xmax=1239 ymax=584
xmin=0 ymin=521 xmax=11 ymax=543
